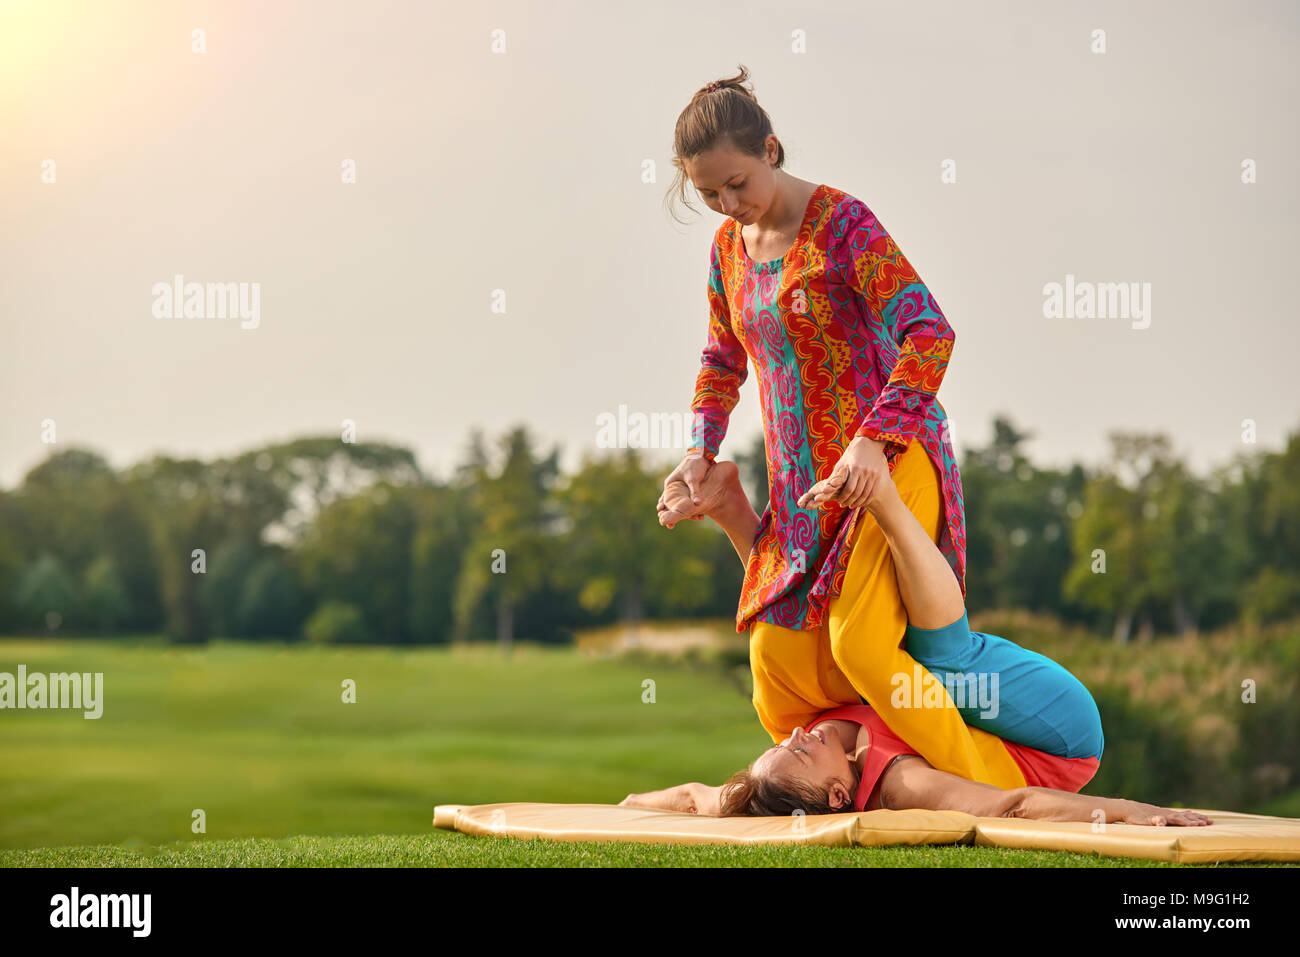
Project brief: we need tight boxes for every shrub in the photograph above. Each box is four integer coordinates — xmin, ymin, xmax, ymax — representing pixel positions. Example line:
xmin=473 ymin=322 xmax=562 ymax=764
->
xmin=303 ymin=601 xmax=368 ymax=644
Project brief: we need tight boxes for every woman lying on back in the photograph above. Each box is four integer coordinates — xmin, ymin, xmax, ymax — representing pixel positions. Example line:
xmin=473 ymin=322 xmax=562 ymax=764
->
xmin=623 ymin=457 xmax=1210 ymax=828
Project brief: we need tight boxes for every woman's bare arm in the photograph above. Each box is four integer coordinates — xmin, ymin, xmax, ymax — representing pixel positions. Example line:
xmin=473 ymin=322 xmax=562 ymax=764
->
xmin=880 ymin=755 xmax=1213 ymax=826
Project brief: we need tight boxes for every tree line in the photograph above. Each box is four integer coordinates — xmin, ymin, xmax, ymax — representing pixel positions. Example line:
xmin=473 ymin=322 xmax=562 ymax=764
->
xmin=1 ymin=416 xmax=1296 ymax=645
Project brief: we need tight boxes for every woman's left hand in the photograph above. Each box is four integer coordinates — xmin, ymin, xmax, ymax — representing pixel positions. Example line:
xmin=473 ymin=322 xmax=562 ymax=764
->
xmin=797 ymin=436 xmax=891 ymax=510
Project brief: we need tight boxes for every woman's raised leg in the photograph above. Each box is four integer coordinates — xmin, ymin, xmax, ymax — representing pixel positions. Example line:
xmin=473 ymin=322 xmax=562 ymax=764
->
xmin=825 ymin=441 xmax=1027 ymax=788
xmin=750 ymin=440 xmax=1104 ymax=778
xmin=904 ymin=613 xmax=1104 ymax=759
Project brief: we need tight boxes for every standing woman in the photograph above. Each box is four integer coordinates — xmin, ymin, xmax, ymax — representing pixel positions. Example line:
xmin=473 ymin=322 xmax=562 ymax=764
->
xmin=659 ymin=66 xmax=1013 ymax=788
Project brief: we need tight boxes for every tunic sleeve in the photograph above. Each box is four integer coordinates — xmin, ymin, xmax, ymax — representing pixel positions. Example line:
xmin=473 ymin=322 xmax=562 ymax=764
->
xmin=844 ymin=207 xmax=955 ymax=458
xmin=685 ymin=238 xmax=747 ymax=461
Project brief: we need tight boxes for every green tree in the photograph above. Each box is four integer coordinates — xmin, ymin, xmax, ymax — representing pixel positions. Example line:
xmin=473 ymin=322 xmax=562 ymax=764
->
xmin=452 ymin=426 xmax=560 ymax=652
xmin=303 ymin=601 xmax=368 ymax=644
xmin=201 ymin=539 xmax=260 ymax=638
xmin=238 ymin=552 xmax=308 ymax=639
xmin=123 ymin=456 xmax=225 ymax=644
xmin=14 ymin=554 xmax=79 ymax=633
xmin=1142 ymin=462 xmax=1225 ymax=637
xmin=14 ymin=449 xmax=115 ymax=577
xmin=409 ymin=484 xmax=472 ymax=644
xmin=214 ymin=437 xmax=424 ymax=546
xmin=0 ymin=492 xmax=26 ymax=632
xmin=733 ymin=431 xmax=770 ymax=508
xmin=960 ymin=416 xmax=1079 ymax=615
xmin=1064 ymin=433 xmax=1183 ymax=642
xmin=554 ymin=448 xmax=715 ymax=633
xmin=296 ymin=483 xmax=418 ymax=644
xmin=1066 ymin=474 xmax=1146 ymax=642
xmin=14 ymin=448 xmax=161 ymax=632
xmin=82 ymin=555 xmax=131 ymax=635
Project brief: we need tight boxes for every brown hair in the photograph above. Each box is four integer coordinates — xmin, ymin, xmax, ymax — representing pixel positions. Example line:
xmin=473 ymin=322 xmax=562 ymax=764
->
xmin=665 ymin=64 xmax=786 ymax=225
xmin=717 ymin=762 xmax=857 ymax=817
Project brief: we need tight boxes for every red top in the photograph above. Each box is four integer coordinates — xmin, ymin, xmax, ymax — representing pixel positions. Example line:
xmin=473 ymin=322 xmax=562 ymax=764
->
xmin=810 ymin=704 xmax=1101 ymax=812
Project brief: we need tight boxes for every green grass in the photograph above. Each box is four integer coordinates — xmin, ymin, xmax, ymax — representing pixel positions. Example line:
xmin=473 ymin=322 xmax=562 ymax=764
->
xmin=1 ymin=635 xmax=1295 ymax=867
xmin=3 ymin=831 xmax=1291 ymax=868
xmin=0 ymin=637 xmax=762 ymax=850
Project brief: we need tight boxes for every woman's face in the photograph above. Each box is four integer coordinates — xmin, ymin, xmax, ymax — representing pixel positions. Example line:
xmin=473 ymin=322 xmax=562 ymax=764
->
xmin=684 ymin=137 xmax=779 ymax=224
xmin=751 ymin=724 xmax=857 ymax=810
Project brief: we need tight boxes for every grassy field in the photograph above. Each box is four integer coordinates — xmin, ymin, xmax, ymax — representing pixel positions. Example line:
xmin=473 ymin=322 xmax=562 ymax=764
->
xmin=9 ymin=832 xmax=1293 ymax=867
xmin=0 ymin=635 xmax=1294 ymax=867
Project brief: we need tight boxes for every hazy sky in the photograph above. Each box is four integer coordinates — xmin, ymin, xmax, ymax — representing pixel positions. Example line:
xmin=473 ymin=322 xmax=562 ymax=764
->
xmin=3 ymin=0 xmax=1297 ymax=491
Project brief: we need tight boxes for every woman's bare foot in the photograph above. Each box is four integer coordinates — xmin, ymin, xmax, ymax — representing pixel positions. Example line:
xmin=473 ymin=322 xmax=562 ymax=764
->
xmin=659 ymin=460 xmax=744 ymax=528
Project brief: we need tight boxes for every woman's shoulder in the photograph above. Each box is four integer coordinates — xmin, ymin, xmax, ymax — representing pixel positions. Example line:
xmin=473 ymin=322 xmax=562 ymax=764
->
xmin=815 ymin=185 xmax=886 ymax=253
xmin=819 ymin=184 xmax=872 ymax=215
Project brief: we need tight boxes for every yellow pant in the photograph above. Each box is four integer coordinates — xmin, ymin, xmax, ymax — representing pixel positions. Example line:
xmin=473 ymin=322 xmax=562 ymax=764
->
xmin=749 ymin=440 xmax=1027 ymax=789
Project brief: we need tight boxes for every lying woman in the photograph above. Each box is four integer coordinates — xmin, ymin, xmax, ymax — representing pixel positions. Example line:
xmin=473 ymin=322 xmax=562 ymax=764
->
xmin=627 ymin=457 xmax=1211 ymax=827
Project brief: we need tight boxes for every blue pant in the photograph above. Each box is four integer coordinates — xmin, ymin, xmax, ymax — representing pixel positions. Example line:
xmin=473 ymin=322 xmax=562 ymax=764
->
xmin=869 ymin=610 xmax=1105 ymax=760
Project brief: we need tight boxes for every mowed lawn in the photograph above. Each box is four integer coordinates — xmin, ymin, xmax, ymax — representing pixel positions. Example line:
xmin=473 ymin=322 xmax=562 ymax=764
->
xmin=0 ymin=637 xmax=760 ymax=849
xmin=0 ymin=637 xmax=1291 ymax=867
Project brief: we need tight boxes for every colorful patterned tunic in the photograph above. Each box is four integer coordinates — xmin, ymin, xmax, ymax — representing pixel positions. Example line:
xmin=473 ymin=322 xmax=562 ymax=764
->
xmin=685 ymin=183 xmax=967 ymax=634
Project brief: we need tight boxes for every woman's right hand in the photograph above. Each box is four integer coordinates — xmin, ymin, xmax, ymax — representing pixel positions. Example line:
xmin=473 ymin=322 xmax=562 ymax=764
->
xmin=657 ymin=453 xmax=714 ymax=527
xmin=799 ymin=448 xmax=900 ymax=516
xmin=660 ymin=461 xmax=744 ymax=529
xmin=797 ymin=436 xmax=891 ymax=511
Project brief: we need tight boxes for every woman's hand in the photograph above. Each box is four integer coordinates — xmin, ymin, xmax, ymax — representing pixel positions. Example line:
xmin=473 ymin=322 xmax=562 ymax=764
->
xmin=657 ymin=454 xmax=714 ymax=527
xmin=619 ymin=783 xmax=710 ymax=814
xmin=796 ymin=436 xmax=892 ymax=510
xmin=1119 ymin=802 xmax=1214 ymax=827
xmin=659 ymin=461 xmax=743 ymax=529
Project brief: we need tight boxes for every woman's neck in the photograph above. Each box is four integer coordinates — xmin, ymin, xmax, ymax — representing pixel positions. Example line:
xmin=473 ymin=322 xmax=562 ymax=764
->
xmin=820 ymin=717 xmax=872 ymax=774
xmin=751 ymin=171 xmax=817 ymax=233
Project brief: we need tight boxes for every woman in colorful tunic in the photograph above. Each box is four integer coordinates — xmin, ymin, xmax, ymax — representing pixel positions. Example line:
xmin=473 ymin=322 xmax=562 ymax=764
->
xmin=658 ymin=66 xmax=989 ymax=782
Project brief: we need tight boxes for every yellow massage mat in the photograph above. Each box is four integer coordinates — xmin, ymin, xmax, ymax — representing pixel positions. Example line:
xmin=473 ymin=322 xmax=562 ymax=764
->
xmin=433 ymin=802 xmax=1300 ymax=864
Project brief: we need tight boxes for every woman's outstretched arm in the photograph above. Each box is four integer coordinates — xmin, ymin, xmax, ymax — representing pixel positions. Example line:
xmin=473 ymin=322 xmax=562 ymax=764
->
xmin=881 ymin=755 xmax=1212 ymax=826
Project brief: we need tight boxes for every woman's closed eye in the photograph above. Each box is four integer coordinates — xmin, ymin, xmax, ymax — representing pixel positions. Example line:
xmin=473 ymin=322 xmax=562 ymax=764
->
xmin=702 ymin=180 xmax=744 ymax=197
